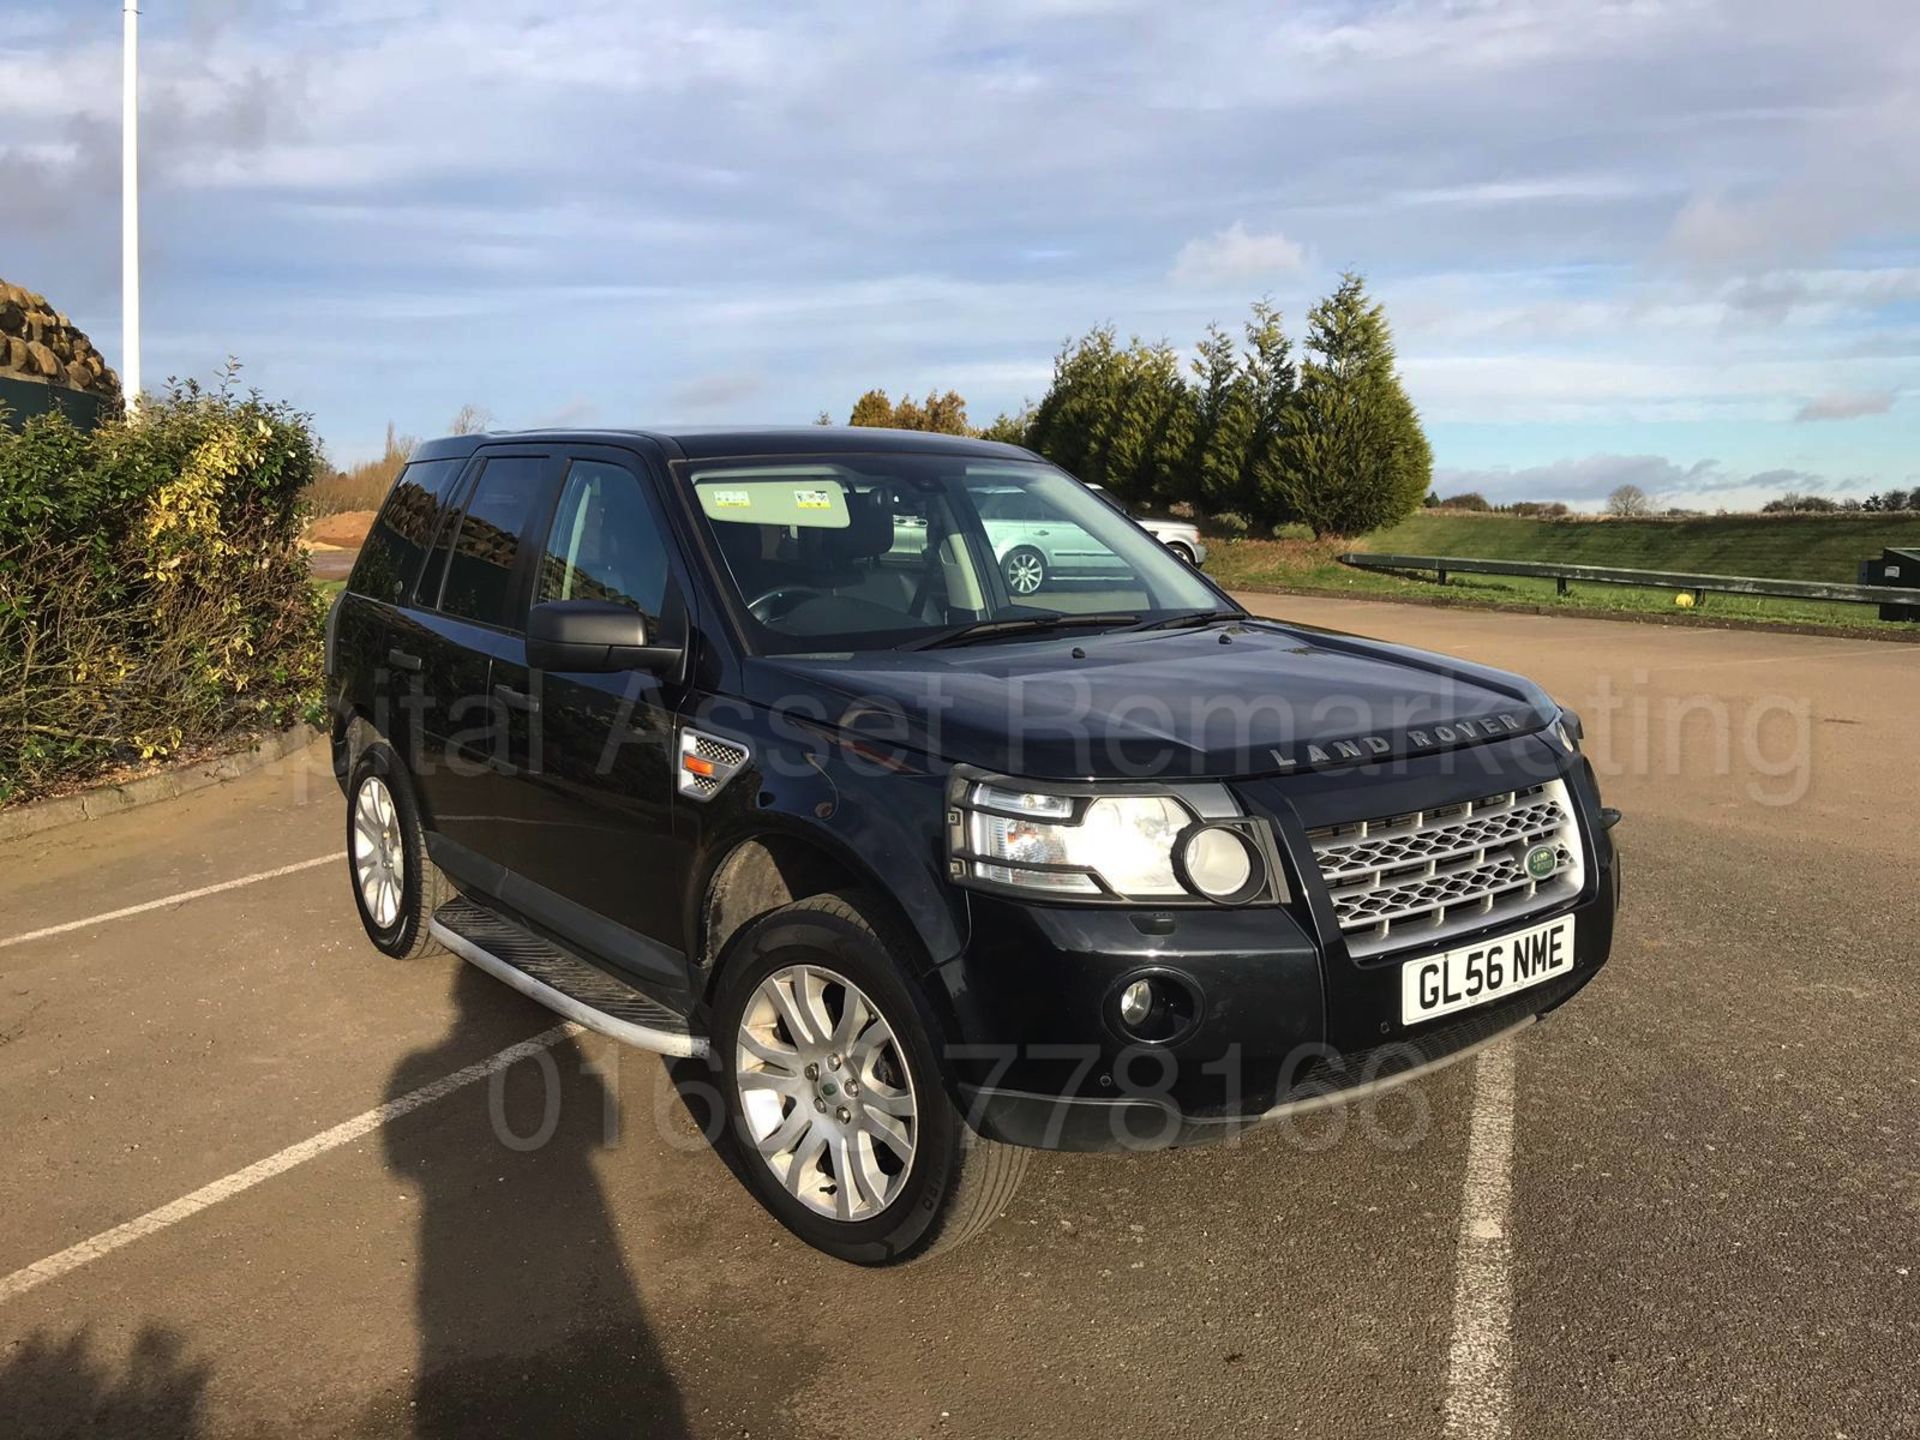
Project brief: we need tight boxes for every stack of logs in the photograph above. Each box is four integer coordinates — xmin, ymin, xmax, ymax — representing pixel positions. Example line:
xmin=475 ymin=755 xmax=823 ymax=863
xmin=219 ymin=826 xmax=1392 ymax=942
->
xmin=0 ymin=280 xmax=122 ymax=400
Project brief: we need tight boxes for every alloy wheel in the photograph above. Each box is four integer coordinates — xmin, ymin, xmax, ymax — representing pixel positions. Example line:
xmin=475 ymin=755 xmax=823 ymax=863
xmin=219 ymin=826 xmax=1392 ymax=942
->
xmin=351 ymin=776 xmax=405 ymax=929
xmin=1004 ymin=550 xmax=1045 ymax=595
xmin=735 ymin=964 xmax=918 ymax=1222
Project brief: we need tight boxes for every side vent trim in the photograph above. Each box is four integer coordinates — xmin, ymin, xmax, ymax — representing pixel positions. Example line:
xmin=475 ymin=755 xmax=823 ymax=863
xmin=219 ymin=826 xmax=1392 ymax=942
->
xmin=678 ymin=727 xmax=750 ymax=801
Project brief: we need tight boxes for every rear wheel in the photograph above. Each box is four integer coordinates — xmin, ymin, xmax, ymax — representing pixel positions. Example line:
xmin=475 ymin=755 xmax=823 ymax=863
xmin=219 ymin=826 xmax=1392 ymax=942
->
xmin=346 ymin=741 xmax=450 ymax=960
xmin=715 ymin=892 xmax=1027 ymax=1265
xmin=1002 ymin=546 xmax=1047 ymax=596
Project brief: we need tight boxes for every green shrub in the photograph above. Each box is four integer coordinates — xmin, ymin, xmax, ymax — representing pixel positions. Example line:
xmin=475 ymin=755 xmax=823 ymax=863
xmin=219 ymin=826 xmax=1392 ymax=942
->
xmin=0 ymin=372 xmax=324 ymax=805
xmin=1210 ymin=511 xmax=1251 ymax=539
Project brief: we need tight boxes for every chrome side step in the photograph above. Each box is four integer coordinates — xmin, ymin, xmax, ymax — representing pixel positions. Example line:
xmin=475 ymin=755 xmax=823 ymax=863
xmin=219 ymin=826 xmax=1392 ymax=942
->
xmin=430 ymin=898 xmax=709 ymax=1059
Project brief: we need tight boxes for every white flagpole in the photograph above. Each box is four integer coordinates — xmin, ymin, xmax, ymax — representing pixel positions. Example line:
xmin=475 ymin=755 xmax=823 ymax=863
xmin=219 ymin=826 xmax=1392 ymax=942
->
xmin=122 ymin=0 xmax=141 ymax=411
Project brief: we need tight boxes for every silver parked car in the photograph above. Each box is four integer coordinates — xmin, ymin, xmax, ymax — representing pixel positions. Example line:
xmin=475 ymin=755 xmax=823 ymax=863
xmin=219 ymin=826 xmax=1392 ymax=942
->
xmin=976 ymin=487 xmax=1135 ymax=595
xmin=1086 ymin=484 xmax=1208 ymax=567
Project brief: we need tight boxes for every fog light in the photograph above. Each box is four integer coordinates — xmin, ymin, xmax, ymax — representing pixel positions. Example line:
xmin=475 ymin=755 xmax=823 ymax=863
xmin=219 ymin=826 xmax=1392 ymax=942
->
xmin=1112 ymin=972 xmax=1200 ymax=1044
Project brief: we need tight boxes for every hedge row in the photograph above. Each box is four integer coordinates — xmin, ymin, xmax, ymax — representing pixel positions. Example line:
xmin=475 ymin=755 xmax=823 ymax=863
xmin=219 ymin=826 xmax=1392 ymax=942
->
xmin=0 ymin=375 xmax=325 ymax=806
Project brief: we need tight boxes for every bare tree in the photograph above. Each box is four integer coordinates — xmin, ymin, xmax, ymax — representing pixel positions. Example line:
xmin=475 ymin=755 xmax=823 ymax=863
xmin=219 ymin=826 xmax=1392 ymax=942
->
xmin=1606 ymin=483 xmax=1652 ymax=518
xmin=447 ymin=403 xmax=492 ymax=436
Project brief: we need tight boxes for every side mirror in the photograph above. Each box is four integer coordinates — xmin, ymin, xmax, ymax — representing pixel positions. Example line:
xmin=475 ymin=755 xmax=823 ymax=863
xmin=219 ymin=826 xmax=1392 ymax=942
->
xmin=525 ymin=599 xmax=682 ymax=675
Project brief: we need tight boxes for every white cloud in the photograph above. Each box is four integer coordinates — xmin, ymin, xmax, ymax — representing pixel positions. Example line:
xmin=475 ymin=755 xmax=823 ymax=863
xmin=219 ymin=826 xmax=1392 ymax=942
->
xmin=1169 ymin=222 xmax=1306 ymax=287
xmin=669 ymin=371 xmax=766 ymax=412
xmin=1794 ymin=390 xmax=1896 ymax=422
xmin=1434 ymin=455 xmax=1719 ymax=507
xmin=1431 ymin=455 xmax=1847 ymax=511
xmin=4 ymin=0 xmax=1916 ymax=485
xmin=1399 ymin=353 xmax=1898 ymax=425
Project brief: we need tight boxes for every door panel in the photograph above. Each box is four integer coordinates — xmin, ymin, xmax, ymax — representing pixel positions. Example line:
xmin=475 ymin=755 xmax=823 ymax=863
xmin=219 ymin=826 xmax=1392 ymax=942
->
xmin=491 ymin=451 xmax=696 ymax=985
xmin=404 ymin=451 xmax=557 ymax=866
xmin=404 ymin=608 xmax=522 ymax=863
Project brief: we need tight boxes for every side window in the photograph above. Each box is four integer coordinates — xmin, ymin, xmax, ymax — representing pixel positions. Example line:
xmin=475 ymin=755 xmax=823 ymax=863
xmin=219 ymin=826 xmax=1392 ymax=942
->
xmin=437 ymin=456 xmax=549 ymax=627
xmin=535 ymin=460 xmax=672 ymax=619
xmin=349 ymin=457 xmax=464 ymax=604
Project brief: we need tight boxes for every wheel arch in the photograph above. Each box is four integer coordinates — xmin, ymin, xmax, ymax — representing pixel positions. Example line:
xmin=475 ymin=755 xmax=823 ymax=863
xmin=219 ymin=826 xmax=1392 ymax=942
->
xmin=693 ymin=820 xmax=959 ymax=1002
xmin=332 ymin=698 xmax=433 ymax=828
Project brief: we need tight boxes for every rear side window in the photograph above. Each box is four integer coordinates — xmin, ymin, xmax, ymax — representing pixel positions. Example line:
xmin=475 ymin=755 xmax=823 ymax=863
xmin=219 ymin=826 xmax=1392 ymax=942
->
xmin=349 ymin=457 xmax=465 ymax=603
xmin=437 ymin=456 xmax=549 ymax=627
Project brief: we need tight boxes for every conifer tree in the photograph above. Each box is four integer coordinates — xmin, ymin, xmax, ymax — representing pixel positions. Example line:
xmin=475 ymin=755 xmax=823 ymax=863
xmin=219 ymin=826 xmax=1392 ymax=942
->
xmin=1276 ymin=273 xmax=1431 ymax=536
xmin=1241 ymin=300 xmax=1298 ymax=525
xmin=848 ymin=389 xmax=895 ymax=427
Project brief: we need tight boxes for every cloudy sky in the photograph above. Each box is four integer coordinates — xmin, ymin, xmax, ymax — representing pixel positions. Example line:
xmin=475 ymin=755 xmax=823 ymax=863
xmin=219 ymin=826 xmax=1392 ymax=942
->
xmin=3 ymin=0 xmax=1916 ymax=509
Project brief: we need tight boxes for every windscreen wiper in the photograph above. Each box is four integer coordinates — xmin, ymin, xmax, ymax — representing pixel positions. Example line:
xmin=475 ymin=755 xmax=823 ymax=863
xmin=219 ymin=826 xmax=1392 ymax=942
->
xmin=900 ymin=612 xmax=1141 ymax=651
xmin=1129 ymin=608 xmax=1247 ymax=631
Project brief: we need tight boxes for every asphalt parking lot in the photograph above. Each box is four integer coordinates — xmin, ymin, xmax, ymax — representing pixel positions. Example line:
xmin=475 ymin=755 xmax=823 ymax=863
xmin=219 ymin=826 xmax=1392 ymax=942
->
xmin=1 ymin=595 xmax=1914 ymax=1440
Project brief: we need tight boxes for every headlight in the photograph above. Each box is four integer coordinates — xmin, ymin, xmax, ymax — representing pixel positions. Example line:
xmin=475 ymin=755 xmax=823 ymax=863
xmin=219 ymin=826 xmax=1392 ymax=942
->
xmin=1552 ymin=706 xmax=1584 ymax=753
xmin=949 ymin=772 xmax=1286 ymax=905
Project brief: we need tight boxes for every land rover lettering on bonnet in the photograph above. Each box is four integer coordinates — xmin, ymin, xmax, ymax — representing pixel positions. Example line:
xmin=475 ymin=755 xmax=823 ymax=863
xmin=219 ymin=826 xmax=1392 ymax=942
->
xmin=325 ymin=426 xmax=1621 ymax=1265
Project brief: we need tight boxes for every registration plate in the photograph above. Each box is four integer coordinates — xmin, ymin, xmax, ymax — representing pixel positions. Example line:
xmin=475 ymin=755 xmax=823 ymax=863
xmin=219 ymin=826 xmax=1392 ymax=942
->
xmin=1399 ymin=915 xmax=1574 ymax=1025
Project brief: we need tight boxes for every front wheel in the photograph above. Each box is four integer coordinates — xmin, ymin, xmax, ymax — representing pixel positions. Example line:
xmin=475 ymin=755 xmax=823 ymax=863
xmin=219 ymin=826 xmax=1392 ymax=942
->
xmin=714 ymin=892 xmax=1027 ymax=1265
xmin=1166 ymin=541 xmax=1196 ymax=566
xmin=1002 ymin=546 xmax=1047 ymax=596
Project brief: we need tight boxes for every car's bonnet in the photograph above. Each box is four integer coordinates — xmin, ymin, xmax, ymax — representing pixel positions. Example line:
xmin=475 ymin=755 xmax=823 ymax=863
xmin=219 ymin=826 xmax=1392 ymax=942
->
xmin=743 ymin=619 xmax=1554 ymax=780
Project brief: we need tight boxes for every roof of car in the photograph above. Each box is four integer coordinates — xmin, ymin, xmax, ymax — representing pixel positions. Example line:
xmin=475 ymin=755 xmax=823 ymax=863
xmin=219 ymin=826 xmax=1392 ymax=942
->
xmin=408 ymin=426 xmax=1038 ymax=465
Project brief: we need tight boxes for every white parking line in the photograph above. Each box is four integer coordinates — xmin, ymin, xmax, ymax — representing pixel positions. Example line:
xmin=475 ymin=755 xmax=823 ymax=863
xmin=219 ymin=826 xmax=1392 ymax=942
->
xmin=0 ymin=853 xmax=344 ymax=952
xmin=0 ymin=1022 xmax=582 ymax=1306
xmin=1442 ymin=1041 xmax=1517 ymax=1440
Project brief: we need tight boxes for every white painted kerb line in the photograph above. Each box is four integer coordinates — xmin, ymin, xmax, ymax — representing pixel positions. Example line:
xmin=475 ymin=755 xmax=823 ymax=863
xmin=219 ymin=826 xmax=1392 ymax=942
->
xmin=1442 ymin=1040 xmax=1518 ymax=1440
xmin=0 ymin=1022 xmax=583 ymax=1305
xmin=0 ymin=852 xmax=344 ymax=952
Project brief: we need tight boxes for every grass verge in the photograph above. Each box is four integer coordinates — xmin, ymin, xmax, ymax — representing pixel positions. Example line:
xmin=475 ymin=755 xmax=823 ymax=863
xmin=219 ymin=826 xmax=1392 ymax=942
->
xmin=1364 ymin=510 xmax=1920 ymax=581
xmin=1204 ymin=537 xmax=1920 ymax=638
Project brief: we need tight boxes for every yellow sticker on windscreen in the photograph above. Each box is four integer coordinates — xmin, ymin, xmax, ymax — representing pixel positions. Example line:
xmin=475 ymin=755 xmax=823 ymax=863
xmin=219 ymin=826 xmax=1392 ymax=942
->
xmin=695 ymin=478 xmax=850 ymax=528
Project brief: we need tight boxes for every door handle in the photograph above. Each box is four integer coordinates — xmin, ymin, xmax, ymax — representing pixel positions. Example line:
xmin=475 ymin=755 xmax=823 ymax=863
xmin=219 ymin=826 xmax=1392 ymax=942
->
xmin=493 ymin=683 xmax=541 ymax=714
xmin=386 ymin=647 xmax=422 ymax=673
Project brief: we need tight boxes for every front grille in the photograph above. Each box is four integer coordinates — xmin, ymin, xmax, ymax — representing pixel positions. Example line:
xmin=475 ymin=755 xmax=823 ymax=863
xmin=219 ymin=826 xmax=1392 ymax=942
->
xmin=1307 ymin=779 xmax=1585 ymax=959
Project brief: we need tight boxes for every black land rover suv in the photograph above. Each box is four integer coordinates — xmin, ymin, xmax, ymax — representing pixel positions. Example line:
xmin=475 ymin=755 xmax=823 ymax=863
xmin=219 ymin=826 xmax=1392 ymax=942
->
xmin=326 ymin=427 xmax=1619 ymax=1265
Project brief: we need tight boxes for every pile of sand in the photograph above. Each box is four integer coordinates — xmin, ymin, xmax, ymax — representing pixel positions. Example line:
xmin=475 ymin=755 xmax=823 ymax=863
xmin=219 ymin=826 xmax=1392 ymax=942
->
xmin=306 ymin=510 xmax=377 ymax=549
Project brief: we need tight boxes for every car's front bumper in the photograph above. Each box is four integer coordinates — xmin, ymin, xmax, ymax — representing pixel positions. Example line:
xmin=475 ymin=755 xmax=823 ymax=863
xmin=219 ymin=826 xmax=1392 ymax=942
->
xmin=929 ymin=811 xmax=1619 ymax=1152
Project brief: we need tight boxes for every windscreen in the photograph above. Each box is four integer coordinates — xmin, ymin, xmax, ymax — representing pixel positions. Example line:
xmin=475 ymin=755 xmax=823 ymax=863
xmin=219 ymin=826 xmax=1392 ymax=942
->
xmin=683 ymin=454 xmax=1220 ymax=653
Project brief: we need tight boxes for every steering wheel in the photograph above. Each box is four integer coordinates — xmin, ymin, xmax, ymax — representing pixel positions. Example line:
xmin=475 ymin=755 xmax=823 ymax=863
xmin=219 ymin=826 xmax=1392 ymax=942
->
xmin=747 ymin=586 xmax=824 ymax=624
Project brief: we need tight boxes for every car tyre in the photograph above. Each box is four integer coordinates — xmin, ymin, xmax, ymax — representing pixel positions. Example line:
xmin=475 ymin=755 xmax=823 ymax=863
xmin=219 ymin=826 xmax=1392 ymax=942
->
xmin=346 ymin=740 xmax=450 ymax=960
xmin=1166 ymin=541 xmax=1196 ymax=566
xmin=714 ymin=891 xmax=1028 ymax=1266
xmin=1002 ymin=546 xmax=1047 ymax=596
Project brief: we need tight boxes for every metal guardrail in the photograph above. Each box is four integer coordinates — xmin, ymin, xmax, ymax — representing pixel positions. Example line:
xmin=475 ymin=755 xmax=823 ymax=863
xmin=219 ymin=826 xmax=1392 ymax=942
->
xmin=1340 ymin=552 xmax=1920 ymax=612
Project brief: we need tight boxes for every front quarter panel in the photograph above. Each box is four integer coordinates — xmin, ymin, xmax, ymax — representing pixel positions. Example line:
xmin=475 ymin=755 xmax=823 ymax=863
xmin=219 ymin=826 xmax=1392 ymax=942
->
xmin=677 ymin=695 xmax=968 ymax=980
